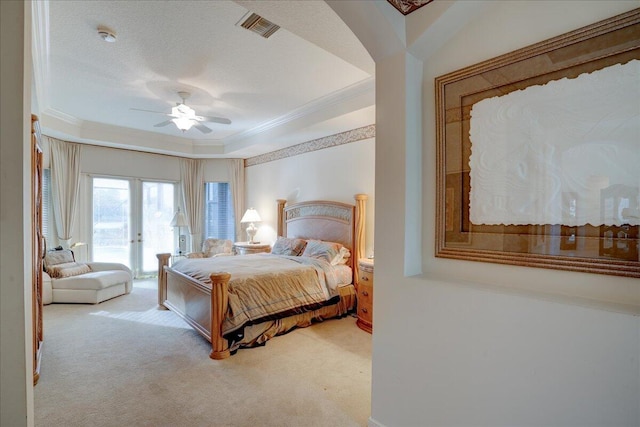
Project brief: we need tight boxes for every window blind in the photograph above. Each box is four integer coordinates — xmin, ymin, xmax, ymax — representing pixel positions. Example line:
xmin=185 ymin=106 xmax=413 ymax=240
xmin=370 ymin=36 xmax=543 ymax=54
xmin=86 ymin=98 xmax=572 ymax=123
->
xmin=204 ymin=182 xmax=235 ymax=241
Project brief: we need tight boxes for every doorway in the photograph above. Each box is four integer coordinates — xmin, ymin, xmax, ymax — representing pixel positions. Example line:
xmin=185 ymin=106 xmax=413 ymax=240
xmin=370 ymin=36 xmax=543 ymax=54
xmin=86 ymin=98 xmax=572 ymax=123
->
xmin=91 ymin=177 xmax=177 ymax=278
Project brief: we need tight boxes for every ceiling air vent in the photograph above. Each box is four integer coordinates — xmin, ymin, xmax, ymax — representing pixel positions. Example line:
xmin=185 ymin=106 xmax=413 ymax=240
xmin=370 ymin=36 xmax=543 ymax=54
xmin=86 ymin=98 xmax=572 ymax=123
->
xmin=238 ymin=12 xmax=280 ymax=39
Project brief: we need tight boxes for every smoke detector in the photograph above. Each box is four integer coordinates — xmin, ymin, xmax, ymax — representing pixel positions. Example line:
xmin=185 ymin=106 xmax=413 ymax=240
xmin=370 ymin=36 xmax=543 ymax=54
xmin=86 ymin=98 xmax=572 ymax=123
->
xmin=97 ymin=26 xmax=117 ymax=43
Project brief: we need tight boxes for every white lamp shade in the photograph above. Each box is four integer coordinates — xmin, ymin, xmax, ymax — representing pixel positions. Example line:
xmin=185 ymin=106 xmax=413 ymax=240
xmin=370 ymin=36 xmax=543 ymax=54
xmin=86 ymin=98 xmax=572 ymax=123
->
xmin=170 ymin=210 xmax=189 ymax=227
xmin=240 ymin=208 xmax=261 ymax=223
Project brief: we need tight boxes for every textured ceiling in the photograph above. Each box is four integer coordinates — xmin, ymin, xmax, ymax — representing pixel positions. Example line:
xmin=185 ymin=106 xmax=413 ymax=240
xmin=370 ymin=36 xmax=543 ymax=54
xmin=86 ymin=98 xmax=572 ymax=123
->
xmin=34 ymin=0 xmax=375 ymax=158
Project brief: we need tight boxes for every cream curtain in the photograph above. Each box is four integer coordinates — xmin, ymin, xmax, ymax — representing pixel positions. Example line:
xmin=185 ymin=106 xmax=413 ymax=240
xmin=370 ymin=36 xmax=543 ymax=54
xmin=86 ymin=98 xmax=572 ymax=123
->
xmin=228 ymin=159 xmax=245 ymax=242
xmin=180 ymin=158 xmax=204 ymax=252
xmin=48 ymin=136 xmax=82 ymax=247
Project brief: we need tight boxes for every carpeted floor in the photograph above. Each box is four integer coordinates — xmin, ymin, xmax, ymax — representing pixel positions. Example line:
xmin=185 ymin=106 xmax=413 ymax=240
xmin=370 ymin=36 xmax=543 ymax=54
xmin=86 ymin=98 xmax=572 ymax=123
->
xmin=34 ymin=280 xmax=372 ymax=427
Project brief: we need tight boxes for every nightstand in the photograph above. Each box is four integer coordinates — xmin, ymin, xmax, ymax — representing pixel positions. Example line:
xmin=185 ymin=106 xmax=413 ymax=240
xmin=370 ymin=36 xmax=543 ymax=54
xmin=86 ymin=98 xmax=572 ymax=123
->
xmin=357 ymin=258 xmax=374 ymax=333
xmin=233 ymin=242 xmax=271 ymax=255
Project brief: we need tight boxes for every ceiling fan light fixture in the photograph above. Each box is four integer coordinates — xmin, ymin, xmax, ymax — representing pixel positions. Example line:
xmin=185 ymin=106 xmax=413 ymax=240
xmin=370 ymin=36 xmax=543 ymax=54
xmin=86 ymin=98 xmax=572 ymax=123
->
xmin=172 ymin=103 xmax=195 ymax=117
xmin=131 ymin=90 xmax=229 ymax=134
xmin=172 ymin=117 xmax=194 ymax=131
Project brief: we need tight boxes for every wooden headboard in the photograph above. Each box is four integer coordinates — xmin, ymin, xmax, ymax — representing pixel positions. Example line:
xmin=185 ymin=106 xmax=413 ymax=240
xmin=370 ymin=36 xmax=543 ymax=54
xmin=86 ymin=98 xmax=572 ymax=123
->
xmin=276 ymin=195 xmax=367 ymax=282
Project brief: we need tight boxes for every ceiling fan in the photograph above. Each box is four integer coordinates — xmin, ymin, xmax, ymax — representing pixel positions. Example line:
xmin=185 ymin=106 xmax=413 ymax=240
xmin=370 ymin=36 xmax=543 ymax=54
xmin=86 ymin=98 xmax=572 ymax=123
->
xmin=131 ymin=91 xmax=231 ymax=134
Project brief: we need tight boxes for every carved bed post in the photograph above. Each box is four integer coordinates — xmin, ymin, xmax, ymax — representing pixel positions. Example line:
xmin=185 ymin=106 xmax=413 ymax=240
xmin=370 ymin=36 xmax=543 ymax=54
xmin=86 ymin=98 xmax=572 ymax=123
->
xmin=209 ymin=272 xmax=232 ymax=360
xmin=354 ymin=194 xmax=368 ymax=286
xmin=276 ymin=199 xmax=286 ymax=237
xmin=156 ymin=253 xmax=171 ymax=309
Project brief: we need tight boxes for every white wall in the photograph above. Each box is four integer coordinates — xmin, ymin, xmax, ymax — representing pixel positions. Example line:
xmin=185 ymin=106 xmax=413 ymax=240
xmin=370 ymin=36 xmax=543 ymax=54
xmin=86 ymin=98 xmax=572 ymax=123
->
xmin=245 ymin=138 xmax=375 ymax=255
xmin=371 ymin=1 xmax=640 ymax=427
xmin=363 ymin=2 xmax=640 ymax=427
xmin=0 ymin=1 xmax=33 ymax=425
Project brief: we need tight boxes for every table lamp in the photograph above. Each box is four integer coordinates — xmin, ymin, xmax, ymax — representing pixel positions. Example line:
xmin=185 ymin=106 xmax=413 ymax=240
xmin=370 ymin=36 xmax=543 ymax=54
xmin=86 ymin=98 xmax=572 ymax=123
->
xmin=241 ymin=208 xmax=261 ymax=244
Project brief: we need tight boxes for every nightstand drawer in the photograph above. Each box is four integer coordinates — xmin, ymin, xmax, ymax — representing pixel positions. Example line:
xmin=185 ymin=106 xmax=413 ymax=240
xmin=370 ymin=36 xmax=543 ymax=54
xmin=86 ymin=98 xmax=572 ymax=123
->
xmin=357 ymin=282 xmax=373 ymax=324
xmin=356 ymin=258 xmax=374 ymax=333
xmin=359 ymin=270 xmax=374 ymax=286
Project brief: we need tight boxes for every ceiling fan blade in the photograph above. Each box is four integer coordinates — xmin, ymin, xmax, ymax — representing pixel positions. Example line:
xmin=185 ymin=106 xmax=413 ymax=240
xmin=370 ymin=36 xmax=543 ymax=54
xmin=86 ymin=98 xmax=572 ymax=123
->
xmin=194 ymin=123 xmax=212 ymax=134
xmin=130 ymin=107 xmax=173 ymax=117
xmin=153 ymin=120 xmax=173 ymax=128
xmin=195 ymin=115 xmax=232 ymax=125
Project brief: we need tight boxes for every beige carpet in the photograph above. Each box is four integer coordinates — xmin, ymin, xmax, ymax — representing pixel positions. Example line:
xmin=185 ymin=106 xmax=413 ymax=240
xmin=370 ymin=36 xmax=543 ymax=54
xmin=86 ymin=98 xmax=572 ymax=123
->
xmin=35 ymin=280 xmax=372 ymax=427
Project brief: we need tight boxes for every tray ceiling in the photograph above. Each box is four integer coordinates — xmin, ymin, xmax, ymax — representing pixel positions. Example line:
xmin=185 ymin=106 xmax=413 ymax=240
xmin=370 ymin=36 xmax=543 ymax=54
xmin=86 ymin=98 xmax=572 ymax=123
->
xmin=33 ymin=0 xmax=375 ymax=158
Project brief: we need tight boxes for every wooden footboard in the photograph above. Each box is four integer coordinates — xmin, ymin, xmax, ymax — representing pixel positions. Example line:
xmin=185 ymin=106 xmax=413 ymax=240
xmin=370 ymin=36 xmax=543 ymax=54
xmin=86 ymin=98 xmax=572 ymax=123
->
xmin=157 ymin=253 xmax=232 ymax=359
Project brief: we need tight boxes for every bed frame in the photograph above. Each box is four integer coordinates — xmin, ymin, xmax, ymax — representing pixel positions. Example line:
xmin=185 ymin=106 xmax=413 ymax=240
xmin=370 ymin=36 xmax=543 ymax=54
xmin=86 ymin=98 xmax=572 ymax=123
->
xmin=156 ymin=194 xmax=368 ymax=359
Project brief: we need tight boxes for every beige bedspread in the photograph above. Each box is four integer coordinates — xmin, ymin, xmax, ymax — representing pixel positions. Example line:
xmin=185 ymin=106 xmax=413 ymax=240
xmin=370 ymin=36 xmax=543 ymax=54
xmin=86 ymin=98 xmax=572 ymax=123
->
xmin=171 ymin=254 xmax=343 ymax=336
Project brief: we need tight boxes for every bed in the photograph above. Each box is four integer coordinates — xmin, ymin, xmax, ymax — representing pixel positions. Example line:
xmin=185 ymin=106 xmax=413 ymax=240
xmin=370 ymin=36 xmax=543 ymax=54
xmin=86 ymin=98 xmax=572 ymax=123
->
xmin=156 ymin=195 xmax=368 ymax=359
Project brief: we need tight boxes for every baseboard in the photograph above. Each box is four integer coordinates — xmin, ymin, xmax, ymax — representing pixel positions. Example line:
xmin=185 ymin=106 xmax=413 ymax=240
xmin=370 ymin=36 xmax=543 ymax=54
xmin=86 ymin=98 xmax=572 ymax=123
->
xmin=368 ymin=416 xmax=386 ymax=427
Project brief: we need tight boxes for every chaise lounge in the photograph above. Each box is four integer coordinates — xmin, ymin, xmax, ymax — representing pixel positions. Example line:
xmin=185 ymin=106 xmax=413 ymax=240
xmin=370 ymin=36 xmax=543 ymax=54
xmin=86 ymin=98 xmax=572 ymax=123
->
xmin=42 ymin=249 xmax=132 ymax=304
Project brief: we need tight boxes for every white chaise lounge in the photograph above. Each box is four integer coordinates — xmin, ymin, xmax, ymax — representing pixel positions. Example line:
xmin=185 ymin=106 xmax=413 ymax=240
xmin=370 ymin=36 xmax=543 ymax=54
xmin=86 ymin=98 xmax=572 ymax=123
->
xmin=43 ymin=249 xmax=132 ymax=304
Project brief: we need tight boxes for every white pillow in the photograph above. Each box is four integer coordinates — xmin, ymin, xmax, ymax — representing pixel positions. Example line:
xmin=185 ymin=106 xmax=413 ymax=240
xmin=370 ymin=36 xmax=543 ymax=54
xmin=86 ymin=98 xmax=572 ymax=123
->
xmin=301 ymin=240 xmax=350 ymax=265
xmin=271 ymin=237 xmax=307 ymax=256
xmin=47 ymin=262 xmax=91 ymax=278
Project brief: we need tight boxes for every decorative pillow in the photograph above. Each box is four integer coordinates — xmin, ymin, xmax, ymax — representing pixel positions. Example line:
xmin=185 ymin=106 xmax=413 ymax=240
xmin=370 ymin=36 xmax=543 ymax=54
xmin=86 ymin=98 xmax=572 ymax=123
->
xmin=301 ymin=240 xmax=350 ymax=265
xmin=334 ymin=247 xmax=351 ymax=265
xmin=202 ymin=239 xmax=233 ymax=257
xmin=211 ymin=252 xmax=234 ymax=258
xmin=44 ymin=249 xmax=75 ymax=270
xmin=271 ymin=237 xmax=307 ymax=256
xmin=47 ymin=262 xmax=92 ymax=278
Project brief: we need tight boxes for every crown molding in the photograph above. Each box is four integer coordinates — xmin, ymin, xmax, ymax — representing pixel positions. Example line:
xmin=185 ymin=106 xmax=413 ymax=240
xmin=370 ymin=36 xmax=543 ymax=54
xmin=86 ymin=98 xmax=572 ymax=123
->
xmin=43 ymin=108 xmax=83 ymax=126
xmin=40 ymin=76 xmax=375 ymax=158
xmin=39 ymin=110 xmax=228 ymax=157
xmin=223 ymin=76 xmax=375 ymax=144
xmin=38 ymin=74 xmax=373 ymax=158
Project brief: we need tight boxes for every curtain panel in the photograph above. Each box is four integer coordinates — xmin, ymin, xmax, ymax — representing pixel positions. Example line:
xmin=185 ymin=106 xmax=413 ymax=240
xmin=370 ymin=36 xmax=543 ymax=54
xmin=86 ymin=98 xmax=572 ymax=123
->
xmin=228 ymin=159 xmax=245 ymax=242
xmin=47 ymin=136 xmax=82 ymax=247
xmin=180 ymin=158 xmax=204 ymax=252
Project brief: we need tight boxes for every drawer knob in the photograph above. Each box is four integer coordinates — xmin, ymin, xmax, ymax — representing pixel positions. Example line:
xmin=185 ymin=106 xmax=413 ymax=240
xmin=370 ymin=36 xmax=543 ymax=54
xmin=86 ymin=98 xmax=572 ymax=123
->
xmin=361 ymin=307 xmax=368 ymax=313
xmin=361 ymin=276 xmax=369 ymax=281
xmin=362 ymin=290 xmax=369 ymax=296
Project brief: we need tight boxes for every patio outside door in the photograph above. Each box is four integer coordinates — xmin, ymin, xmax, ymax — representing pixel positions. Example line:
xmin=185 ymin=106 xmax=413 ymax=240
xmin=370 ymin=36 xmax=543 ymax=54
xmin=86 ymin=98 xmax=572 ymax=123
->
xmin=92 ymin=177 xmax=176 ymax=278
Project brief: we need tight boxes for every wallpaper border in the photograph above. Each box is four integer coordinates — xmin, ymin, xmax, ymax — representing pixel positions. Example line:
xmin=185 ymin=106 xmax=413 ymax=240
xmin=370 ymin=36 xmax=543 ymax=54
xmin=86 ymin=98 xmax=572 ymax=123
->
xmin=244 ymin=124 xmax=375 ymax=167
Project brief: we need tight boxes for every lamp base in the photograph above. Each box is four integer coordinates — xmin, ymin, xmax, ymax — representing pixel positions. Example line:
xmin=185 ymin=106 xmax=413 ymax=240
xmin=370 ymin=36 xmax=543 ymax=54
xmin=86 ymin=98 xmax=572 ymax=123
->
xmin=178 ymin=234 xmax=186 ymax=254
xmin=246 ymin=223 xmax=257 ymax=244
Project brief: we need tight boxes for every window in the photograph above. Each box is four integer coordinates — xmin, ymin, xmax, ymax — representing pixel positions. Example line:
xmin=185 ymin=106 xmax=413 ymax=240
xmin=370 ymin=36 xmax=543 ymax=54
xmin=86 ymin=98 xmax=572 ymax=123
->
xmin=204 ymin=182 xmax=235 ymax=241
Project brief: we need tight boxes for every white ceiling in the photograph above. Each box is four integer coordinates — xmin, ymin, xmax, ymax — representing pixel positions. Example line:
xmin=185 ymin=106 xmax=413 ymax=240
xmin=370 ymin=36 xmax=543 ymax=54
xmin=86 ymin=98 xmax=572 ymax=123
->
xmin=33 ymin=0 xmax=375 ymax=159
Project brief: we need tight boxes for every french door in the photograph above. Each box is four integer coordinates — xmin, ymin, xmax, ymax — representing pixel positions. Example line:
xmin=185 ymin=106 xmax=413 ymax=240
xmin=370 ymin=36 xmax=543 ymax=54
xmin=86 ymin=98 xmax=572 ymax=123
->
xmin=91 ymin=177 xmax=177 ymax=278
